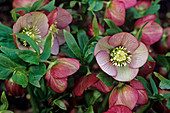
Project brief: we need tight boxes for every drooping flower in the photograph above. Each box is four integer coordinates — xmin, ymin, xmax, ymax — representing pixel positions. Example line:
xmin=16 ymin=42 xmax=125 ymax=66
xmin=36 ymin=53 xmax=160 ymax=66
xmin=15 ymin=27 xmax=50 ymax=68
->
xmin=47 ymin=7 xmax=72 ymax=55
xmin=73 ymin=74 xmax=113 ymax=96
xmin=134 ymin=14 xmax=163 ymax=46
xmin=135 ymin=0 xmax=151 ymax=14
xmin=13 ymin=12 xmax=49 ymax=52
xmin=94 ymin=32 xmax=148 ymax=81
xmin=45 ymin=58 xmax=80 ymax=93
xmin=115 ymin=0 xmax=137 ymax=9
xmin=5 ymin=78 xmax=24 ymax=96
xmin=87 ymin=23 xmax=105 ymax=37
xmin=104 ymin=105 xmax=132 ymax=113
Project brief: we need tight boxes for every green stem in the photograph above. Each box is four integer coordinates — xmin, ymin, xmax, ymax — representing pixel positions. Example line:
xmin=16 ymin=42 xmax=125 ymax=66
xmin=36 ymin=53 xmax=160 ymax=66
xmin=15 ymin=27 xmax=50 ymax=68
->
xmin=86 ymin=66 xmax=91 ymax=76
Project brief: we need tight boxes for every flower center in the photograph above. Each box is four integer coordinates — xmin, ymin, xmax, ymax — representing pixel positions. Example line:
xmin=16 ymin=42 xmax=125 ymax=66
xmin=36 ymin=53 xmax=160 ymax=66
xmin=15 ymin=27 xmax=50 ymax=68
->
xmin=49 ymin=21 xmax=59 ymax=34
xmin=20 ymin=25 xmax=41 ymax=46
xmin=110 ymin=46 xmax=131 ymax=67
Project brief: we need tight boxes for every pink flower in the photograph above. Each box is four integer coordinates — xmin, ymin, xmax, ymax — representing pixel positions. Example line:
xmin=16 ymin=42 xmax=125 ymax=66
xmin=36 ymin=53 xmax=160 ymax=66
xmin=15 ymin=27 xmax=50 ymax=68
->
xmin=115 ymin=0 xmax=137 ymax=9
xmin=5 ymin=79 xmax=24 ymax=96
xmin=47 ymin=8 xmax=72 ymax=55
xmin=45 ymin=58 xmax=80 ymax=93
xmin=104 ymin=105 xmax=132 ymax=113
xmin=94 ymin=32 xmax=148 ymax=81
xmin=135 ymin=0 xmax=151 ymax=13
xmin=86 ymin=23 xmax=105 ymax=37
xmin=73 ymin=74 xmax=113 ymax=96
xmin=13 ymin=12 xmax=49 ymax=52
xmin=134 ymin=14 xmax=163 ymax=46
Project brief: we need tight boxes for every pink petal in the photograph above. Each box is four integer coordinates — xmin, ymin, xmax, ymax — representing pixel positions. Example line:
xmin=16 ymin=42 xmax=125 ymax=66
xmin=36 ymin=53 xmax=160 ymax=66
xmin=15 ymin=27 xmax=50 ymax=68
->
xmin=48 ymin=8 xmax=58 ymax=27
xmin=130 ymin=80 xmax=145 ymax=90
xmin=51 ymin=35 xmax=59 ymax=55
xmin=128 ymin=42 xmax=148 ymax=68
xmin=94 ymin=36 xmax=112 ymax=56
xmin=134 ymin=15 xmax=157 ymax=28
xmin=95 ymin=50 xmax=117 ymax=76
xmin=109 ymin=89 xmax=119 ymax=108
xmin=73 ymin=74 xmax=99 ymax=96
xmin=51 ymin=58 xmax=80 ymax=78
xmin=104 ymin=105 xmax=132 ymax=113
xmin=87 ymin=23 xmax=105 ymax=37
xmin=56 ymin=7 xmax=72 ymax=29
xmin=135 ymin=1 xmax=151 ymax=10
xmin=108 ymin=32 xmax=139 ymax=53
xmin=113 ymin=66 xmax=139 ymax=82
xmin=115 ymin=0 xmax=137 ymax=9
xmin=93 ymin=80 xmax=113 ymax=93
xmin=141 ymin=22 xmax=163 ymax=45
xmin=136 ymin=90 xmax=148 ymax=105
xmin=105 ymin=0 xmax=125 ymax=26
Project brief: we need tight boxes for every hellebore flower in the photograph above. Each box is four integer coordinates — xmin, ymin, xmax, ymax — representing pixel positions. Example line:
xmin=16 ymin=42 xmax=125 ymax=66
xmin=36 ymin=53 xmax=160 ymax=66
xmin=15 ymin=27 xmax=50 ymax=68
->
xmin=45 ymin=58 xmax=80 ymax=93
xmin=47 ymin=7 xmax=72 ymax=55
xmin=13 ymin=0 xmax=49 ymax=15
xmin=86 ymin=23 xmax=105 ymax=37
xmin=134 ymin=14 xmax=163 ymax=46
xmin=104 ymin=105 xmax=132 ymax=113
xmin=94 ymin=32 xmax=148 ymax=81
xmin=13 ymin=12 xmax=49 ymax=52
xmin=5 ymin=78 xmax=24 ymax=96
xmin=115 ymin=0 xmax=137 ymax=9
xmin=135 ymin=0 xmax=151 ymax=14
xmin=73 ymin=74 xmax=113 ymax=96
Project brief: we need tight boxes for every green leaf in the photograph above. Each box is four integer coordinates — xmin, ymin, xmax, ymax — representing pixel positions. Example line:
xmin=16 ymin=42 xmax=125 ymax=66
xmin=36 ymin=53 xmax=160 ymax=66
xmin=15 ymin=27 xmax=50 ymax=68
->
xmin=104 ymin=19 xmax=123 ymax=33
xmin=39 ymin=33 xmax=52 ymax=60
xmin=12 ymin=33 xmax=40 ymax=55
xmin=97 ymin=72 xmax=115 ymax=87
xmin=92 ymin=12 xmax=99 ymax=37
xmin=70 ymin=1 xmax=77 ymax=8
xmin=159 ymin=79 xmax=170 ymax=90
xmin=39 ymin=0 xmax=55 ymax=12
xmin=88 ymin=1 xmax=96 ymax=11
xmin=144 ymin=4 xmax=160 ymax=15
xmin=136 ymin=21 xmax=149 ymax=41
xmin=0 ymin=22 xmax=12 ymax=33
xmin=93 ymin=1 xmax=103 ymax=11
xmin=126 ymin=7 xmax=143 ymax=19
xmin=137 ymin=76 xmax=153 ymax=96
xmin=17 ymin=50 xmax=39 ymax=65
xmin=167 ymin=98 xmax=170 ymax=109
xmin=0 ymin=92 xmax=8 ymax=111
xmin=0 ymin=66 xmax=13 ymax=80
xmin=155 ymin=55 xmax=169 ymax=69
xmin=63 ymin=30 xmax=82 ymax=59
xmin=12 ymin=69 xmax=28 ymax=88
xmin=166 ymin=52 xmax=170 ymax=57
xmin=29 ymin=0 xmax=43 ymax=12
xmin=154 ymin=72 xmax=166 ymax=81
xmin=0 ymin=110 xmax=14 ymax=113
xmin=0 ymin=55 xmax=17 ymax=68
xmin=54 ymin=100 xmax=67 ymax=110
xmin=84 ymin=46 xmax=94 ymax=64
xmin=77 ymin=30 xmax=89 ymax=51
xmin=85 ymin=105 xmax=94 ymax=113
xmin=150 ymin=75 xmax=158 ymax=95
xmin=147 ymin=55 xmax=155 ymax=62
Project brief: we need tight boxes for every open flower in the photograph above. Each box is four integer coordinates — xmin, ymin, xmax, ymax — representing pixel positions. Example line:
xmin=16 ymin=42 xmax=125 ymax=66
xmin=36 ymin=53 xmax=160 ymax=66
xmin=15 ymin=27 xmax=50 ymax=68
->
xmin=13 ymin=12 xmax=49 ymax=52
xmin=73 ymin=74 xmax=113 ymax=96
xmin=94 ymin=32 xmax=148 ymax=81
xmin=87 ymin=23 xmax=105 ymax=37
xmin=104 ymin=105 xmax=132 ymax=113
xmin=47 ymin=7 xmax=72 ymax=55
xmin=45 ymin=58 xmax=80 ymax=93
xmin=134 ymin=14 xmax=163 ymax=46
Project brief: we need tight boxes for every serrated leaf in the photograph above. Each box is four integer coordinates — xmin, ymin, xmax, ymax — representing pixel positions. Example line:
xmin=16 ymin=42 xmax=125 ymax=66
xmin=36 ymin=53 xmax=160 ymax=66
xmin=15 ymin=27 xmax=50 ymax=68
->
xmin=12 ymin=33 xmax=40 ymax=55
xmin=63 ymin=30 xmax=82 ymax=59
xmin=150 ymin=75 xmax=158 ymax=95
xmin=40 ymin=0 xmax=55 ymax=12
xmin=159 ymin=79 xmax=170 ymax=90
xmin=0 ymin=92 xmax=8 ymax=110
xmin=54 ymin=100 xmax=67 ymax=110
xmin=104 ymin=19 xmax=123 ymax=33
xmin=96 ymin=72 xmax=115 ymax=87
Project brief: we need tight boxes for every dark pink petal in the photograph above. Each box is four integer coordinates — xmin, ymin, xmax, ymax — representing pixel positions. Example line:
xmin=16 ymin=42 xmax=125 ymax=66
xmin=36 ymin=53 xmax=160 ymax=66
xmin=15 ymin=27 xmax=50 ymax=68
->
xmin=134 ymin=15 xmax=157 ymax=28
xmin=104 ymin=105 xmax=132 ymax=113
xmin=141 ymin=22 xmax=163 ymax=45
xmin=93 ymin=80 xmax=113 ymax=93
xmin=130 ymin=80 xmax=145 ymax=90
xmin=128 ymin=42 xmax=148 ymax=68
xmin=94 ymin=36 xmax=112 ymax=56
xmin=73 ymin=74 xmax=99 ymax=96
xmin=136 ymin=90 xmax=148 ymax=105
xmin=110 ymin=85 xmax=139 ymax=110
xmin=51 ymin=35 xmax=59 ymax=55
xmin=48 ymin=8 xmax=58 ymax=27
xmin=56 ymin=7 xmax=72 ymax=29
xmin=45 ymin=69 xmax=51 ymax=86
xmin=135 ymin=1 xmax=151 ymax=10
xmin=109 ymin=89 xmax=119 ymax=108
xmin=51 ymin=58 xmax=80 ymax=78
xmin=113 ymin=66 xmax=139 ymax=82
xmin=108 ymin=32 xmax=139 ymax=53
xmin=105 ymin=0 xmax=125 ymax=26
xmin=115 ymin=0 xmax=137 ymax=9
xmin=95 ymin=50 xmax=117 ymax=76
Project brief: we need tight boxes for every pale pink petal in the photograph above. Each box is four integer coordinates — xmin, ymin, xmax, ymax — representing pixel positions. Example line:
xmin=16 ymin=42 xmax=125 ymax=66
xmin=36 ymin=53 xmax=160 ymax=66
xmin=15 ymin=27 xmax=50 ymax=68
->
xmin=93 ymin=80 xmax=113 ymax=93
xmin=115 ymin=0 xmax=137 ymax=9
xmin=128 ymin=42 xmax=148 ymax=68
xmin=95 ymin=50 xmax=117 ymax=76
xmin=108 ymin=32 xmax=139 ymax=53
xmin=73 ymin=74 xmax=99 ymax=96
xmin=51 ymin=58 xmax=80 ymax=78
xmin=134 ymin=15 xmax=157 ymax=28
xmin=56 ymin=7 xmax=72 ymax=29
xmin=51 ymin=35 xmax=59 ymax=55
xmin=94 ymin=36 xmax=112 ymax=56
xmin=104 ymin=105 xmax=132 ymax=113
xmin=136 ymin=90 xmax=148 ymax=105
xmin=105 ymin=1 xmax=125 ymax=26
xmin=141 ymin=22 xmax=163 ymax=45
xmin=135 ymin=1 xmax=151 ymax=10
xmin=109 ymin=89 xmax=119 ymax=108
xmin=113 ymin=66 xmax=139 ymax=82
xmin=48 ymin=8 xmax=58 ymax=27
